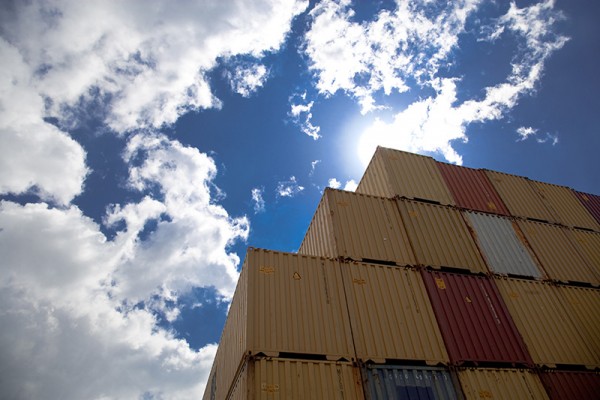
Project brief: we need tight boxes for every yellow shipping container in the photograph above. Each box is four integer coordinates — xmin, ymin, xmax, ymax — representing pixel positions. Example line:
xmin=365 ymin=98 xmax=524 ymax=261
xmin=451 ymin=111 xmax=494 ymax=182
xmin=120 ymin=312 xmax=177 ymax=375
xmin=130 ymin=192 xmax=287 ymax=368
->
xmin=484 ymin=170 xmax=555 ymax=222
xmin=342 ymin=261 xmax=449 ymax=364
xmin=557 ymin=286 xmax=600 ymax=363
xmin=356 ymin=147 xmax=455 ymax=205
xmin=568 ymin=229 xmax=600 ymax=280
xmin=396 ymin=199 xmax=487 ymax=273
xmin=495 ymin=278 xmax=599 ymax=368
xmin=228 ymin=357 xmax=364 ymax=400
xmin=299 ymin=188 xmax=416 ymax=266
xmin=458 ymin=368 xmax=549 ymax=400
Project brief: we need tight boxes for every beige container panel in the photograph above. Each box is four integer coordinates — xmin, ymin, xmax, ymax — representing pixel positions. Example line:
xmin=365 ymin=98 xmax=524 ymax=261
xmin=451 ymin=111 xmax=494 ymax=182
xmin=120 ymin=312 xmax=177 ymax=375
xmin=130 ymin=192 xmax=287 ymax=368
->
xmin=357 ymin=147 xmax=455 ymax=205
xmin=299 ymin=189 xmax=416 ymax=266
xmin=517 ymin=220 xmax=598 ymax=286
xmin=532 ymin=180 xmax=600 ymax=230
xmin=569 ymin=229 xmax=600 ymax=279
xmin=343 ymin=262 xmax=449 ymax=364
xmin=397 ymin=199 xmax=487 ymax=273
xmin=484 ymin=170 xmax=555 ymax=222
xmin=246 ymin=249 xmax=355 ymax=360
xmin=495 ymin=278 xmax=599 ymax=368
xmin=458 ymin=369 xmax=549 ymax=400
xmin=233 ymin=358 xmax=364 ymax=400
xmin=558 ymin=286 xmax=600 ymax=363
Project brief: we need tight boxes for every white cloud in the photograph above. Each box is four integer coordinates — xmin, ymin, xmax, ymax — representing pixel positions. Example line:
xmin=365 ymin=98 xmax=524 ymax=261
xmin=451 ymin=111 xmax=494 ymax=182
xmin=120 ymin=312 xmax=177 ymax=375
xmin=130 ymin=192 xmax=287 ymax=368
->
xmin=343 ymin=179 xmax=358 ymax=191
xmin=320 ymin=0 xmax=569 ymax=165
xmin=517 ymin=126 xmax=538 ymax=141
xmin=328 ymin=178 xmax=342 ymax=189
xmin=276 ymin=176 xmax=305 ymax=197
xmin=517 ymin=126 xmax=558 ymax=145
xmin=251 ymin=187 xmax=266 ymax=214
xmin=309 ymin=159 xmax=321 ymax=176
xmin=0 ymin=0 xmax=309 ymax=133
xmin=226 ymin=63 xmax=269 ymax=97
xmin=289 ymin=93 xmax=321 ymax=140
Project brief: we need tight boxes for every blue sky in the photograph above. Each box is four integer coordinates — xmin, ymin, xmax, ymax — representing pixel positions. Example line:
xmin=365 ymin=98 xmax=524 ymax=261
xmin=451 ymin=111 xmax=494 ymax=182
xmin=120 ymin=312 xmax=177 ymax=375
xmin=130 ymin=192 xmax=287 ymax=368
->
xmin=0 ymin=0 xmax=598 ymax=398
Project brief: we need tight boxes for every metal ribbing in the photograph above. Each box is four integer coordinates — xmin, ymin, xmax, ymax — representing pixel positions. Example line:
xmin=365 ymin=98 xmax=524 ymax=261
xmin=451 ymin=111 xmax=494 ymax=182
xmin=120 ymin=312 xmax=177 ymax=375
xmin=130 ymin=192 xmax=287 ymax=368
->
xmin=342 ymin=263 xmax=448 ymax=364
xmin=364 ymin=366 xmax=459 ymax=400
xmin=557 ymin=286 xmax=600 ymax=363
xmin=539 ymin=371 xmax=600 ymax=400
xmin=464 ymin=211 xmax=543 ymax=278
xmin=567 ymin=229 xmax=600 ymax=280
xmin=458 ymin=369 xmax=549 ymax=400
xmin=574 ymin=190 xmax=600 ymax=227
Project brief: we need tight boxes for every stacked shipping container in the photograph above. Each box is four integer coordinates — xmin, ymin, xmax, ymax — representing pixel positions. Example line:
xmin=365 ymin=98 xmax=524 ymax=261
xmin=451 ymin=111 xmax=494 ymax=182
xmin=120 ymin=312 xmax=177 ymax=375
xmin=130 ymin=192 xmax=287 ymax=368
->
xmin=204 ymin=146 xmax=599 ymax=399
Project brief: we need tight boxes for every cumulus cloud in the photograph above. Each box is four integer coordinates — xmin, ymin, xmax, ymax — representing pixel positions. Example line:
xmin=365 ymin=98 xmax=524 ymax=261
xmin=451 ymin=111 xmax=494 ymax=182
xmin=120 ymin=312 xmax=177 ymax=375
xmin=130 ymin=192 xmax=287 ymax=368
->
xmin=327 ymin=178 xmax=357 ymax=191
xmin=276 ymin=176 xmax=305 ymax=197
xmin=251 ymin=187 xmax=266 ymax=213
xmin=517 ymin=126 xmax=538 ymax=141
xmin=226 ymin=63 xmax=270 ymax=97
xmin=328 ymin=178 xmax=342 ymax=189
xmin=304 ymin=0 xmax=567 ymax=165
xmin=289 ymin=92 xmax=321 ymax=139
xmin=343 ymin=179 xmax=358 ymax=191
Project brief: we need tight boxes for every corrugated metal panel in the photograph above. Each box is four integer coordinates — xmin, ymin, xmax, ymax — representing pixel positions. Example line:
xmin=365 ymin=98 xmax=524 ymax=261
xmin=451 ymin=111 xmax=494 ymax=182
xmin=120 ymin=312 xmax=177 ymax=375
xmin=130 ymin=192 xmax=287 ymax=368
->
xmin=298 ymin=188 xmax=416 ymax=266
xmin=244 ymin=249 xmax=355 ymax=359
xmin=532 ymin=180 xmax=600 ymax=230
xmin=357 ymin=147 xmax=455 ymax=205
xmin=574 ymin=190 xmax=600 ymax=227
xmin=539 ymin=371 xmax=600 ymax=400
xmin=364 ymin=365 xmax=460 ymax=400
xmin=517 ymin=220 xmax=598 ymax=286
xmin=229 ymin=357 xmax=365 ymax=400
xmin=484 ymin=170 xmax=555 ymax=222
xmin=557 ymin=286 xmax=600 ymax=363
xmin=464 ymin=211 xmax=543 ymax=278
xmin=421 ymin=271 xmax=532 ymax=366
xmin=458 ymin=368 xmax=549 ymax=400
xmin=568 ymin=229 xmax=600 ymax=279
xmin=397 ymin=199 xmax=487 ymax=273
xmin=343 ymin=262 xmax=448 ymax=364
xmin=495 ymin=278 xmax=599 ymax=368
xmin=437 ymin=162 xmax=509 ymax=215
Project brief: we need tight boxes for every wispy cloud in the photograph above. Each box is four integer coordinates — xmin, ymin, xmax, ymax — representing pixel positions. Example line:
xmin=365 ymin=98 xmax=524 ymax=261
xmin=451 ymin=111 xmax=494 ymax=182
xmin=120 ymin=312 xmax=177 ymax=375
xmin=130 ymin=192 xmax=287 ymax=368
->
xmin=309 ymin=160 xmax=321 ymax=176
xmin=517 ymin=126 xmax=558 ymax=145
xmin=517 ymin=126 xmax=538 ymax=141
xmin=226 ymin=63 xmax=269 ymax=98
xmin=289 ymin=92 xmax=321 ymax=140
xmin=251 ymin=187 xmax=266 ymax=213
xmin=276 ymin=176 xmax=305 ymax=197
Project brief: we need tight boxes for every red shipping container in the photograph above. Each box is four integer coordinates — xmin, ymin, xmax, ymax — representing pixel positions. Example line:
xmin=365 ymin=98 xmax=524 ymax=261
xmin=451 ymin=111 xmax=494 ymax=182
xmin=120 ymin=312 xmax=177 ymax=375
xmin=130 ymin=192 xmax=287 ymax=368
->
xmin=539 ymin=371 xmax=600 ymax=400
xmin=575 ymin=190 xmax=600 ymax=227
xmin=421 ymin=270 xmax=532 ymax=367
xmin=437 ymin=162 xmax=510 ymax=216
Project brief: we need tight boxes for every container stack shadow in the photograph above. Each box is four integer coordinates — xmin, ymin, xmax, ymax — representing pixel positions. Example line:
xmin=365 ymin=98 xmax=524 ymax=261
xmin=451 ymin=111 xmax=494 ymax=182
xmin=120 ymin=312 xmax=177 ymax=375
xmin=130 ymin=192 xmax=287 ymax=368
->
xmin=204 ymin=146 xmax=600 ymax=399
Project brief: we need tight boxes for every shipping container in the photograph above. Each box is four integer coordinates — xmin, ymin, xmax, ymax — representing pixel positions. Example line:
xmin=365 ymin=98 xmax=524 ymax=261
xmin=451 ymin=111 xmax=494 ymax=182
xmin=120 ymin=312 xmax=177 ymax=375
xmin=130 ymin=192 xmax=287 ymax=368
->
xmin=363 ymin=365 xmax=460 ymax=400
xmin=397 ymin=199 xmax=487 ymax=274
xmin=357 ymin=147 xmax=455 ymax=205
xmin=517 ymin=220 xmax=598 ymax=286
xmin=464 ymin=211 xmax=543 ymax=278
xmin=203 ymin=249 xmax=356 ymax=400
xmin=568 ymin=229 xmax=600 ymax=279
xmin=495 ymin=277 xmax=599 ymax=368
xmin=421 ymin=271 xmax=532 ymax=366
xmin=457 ymin=368 xmax=548 ymax=400
xmin=298 ymin=188 xmax=416 ymax=266
xmin=539 ymin=370 xmax=600 ymax=400
xmin=556 ymin=286 xmax=600 ymax=363
xmin=342 ymin=262 xmax=448 ymax=364
xmin=228 ymin=357 xmax=365 ymax=400
xmin=574 ymin=190 xmax=600 ymax=227
xmin=532 ymin=180 xmax=600 ymax=231
xmin=484 ymin=170 xmax=555 ymax=222
xmin=437 ymin=162 xmax=509 ymax=215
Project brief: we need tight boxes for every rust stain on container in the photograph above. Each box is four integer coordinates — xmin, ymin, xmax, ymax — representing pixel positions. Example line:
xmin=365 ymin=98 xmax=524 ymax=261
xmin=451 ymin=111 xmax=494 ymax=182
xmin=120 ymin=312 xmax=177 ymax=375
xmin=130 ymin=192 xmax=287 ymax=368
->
xmin=516 ymin=220 xmax=598 ymax=286
xmin=557 ymin=286 xmax=600 ymax=363
xmin=229 ymin=357 xmax=364 ymax=400
xmin=364 ymin=365 xmax=460 ymax=400
xmin=567 ymin=229 xmax=600 ymax=279
xmin=397 ymin=199 xmax=487 ymax=273
xmin=298 ymin=188 xmax=416 ymax=266
xmin=437 ymin=162 xmax=509 ymax=215
xmin=458 ymin=368 xmax=549 ymax=400
xmin=495 ymin=278 xmax=599 ymax=368
xmin=532 ymin=180 xmax=600 ymax=231
xmin=204 ymin=249 xmax=356 ymax=400
xmin=464 ymin=211 xmax=543 ymax=278
xmin=574 ymin=190 xmax=600 ymax=227
xmin=357 ymin=147 xmax=455 ymax=205
xmin=484 ymin=170 xmax=555 ymax=222
xmin=539 ymin=370 xmax=600 ymax=400
xmin=342 ymin=262 xmax=448 ymax=364
xmin=421 ymin=271 xmax=532 ymax=366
